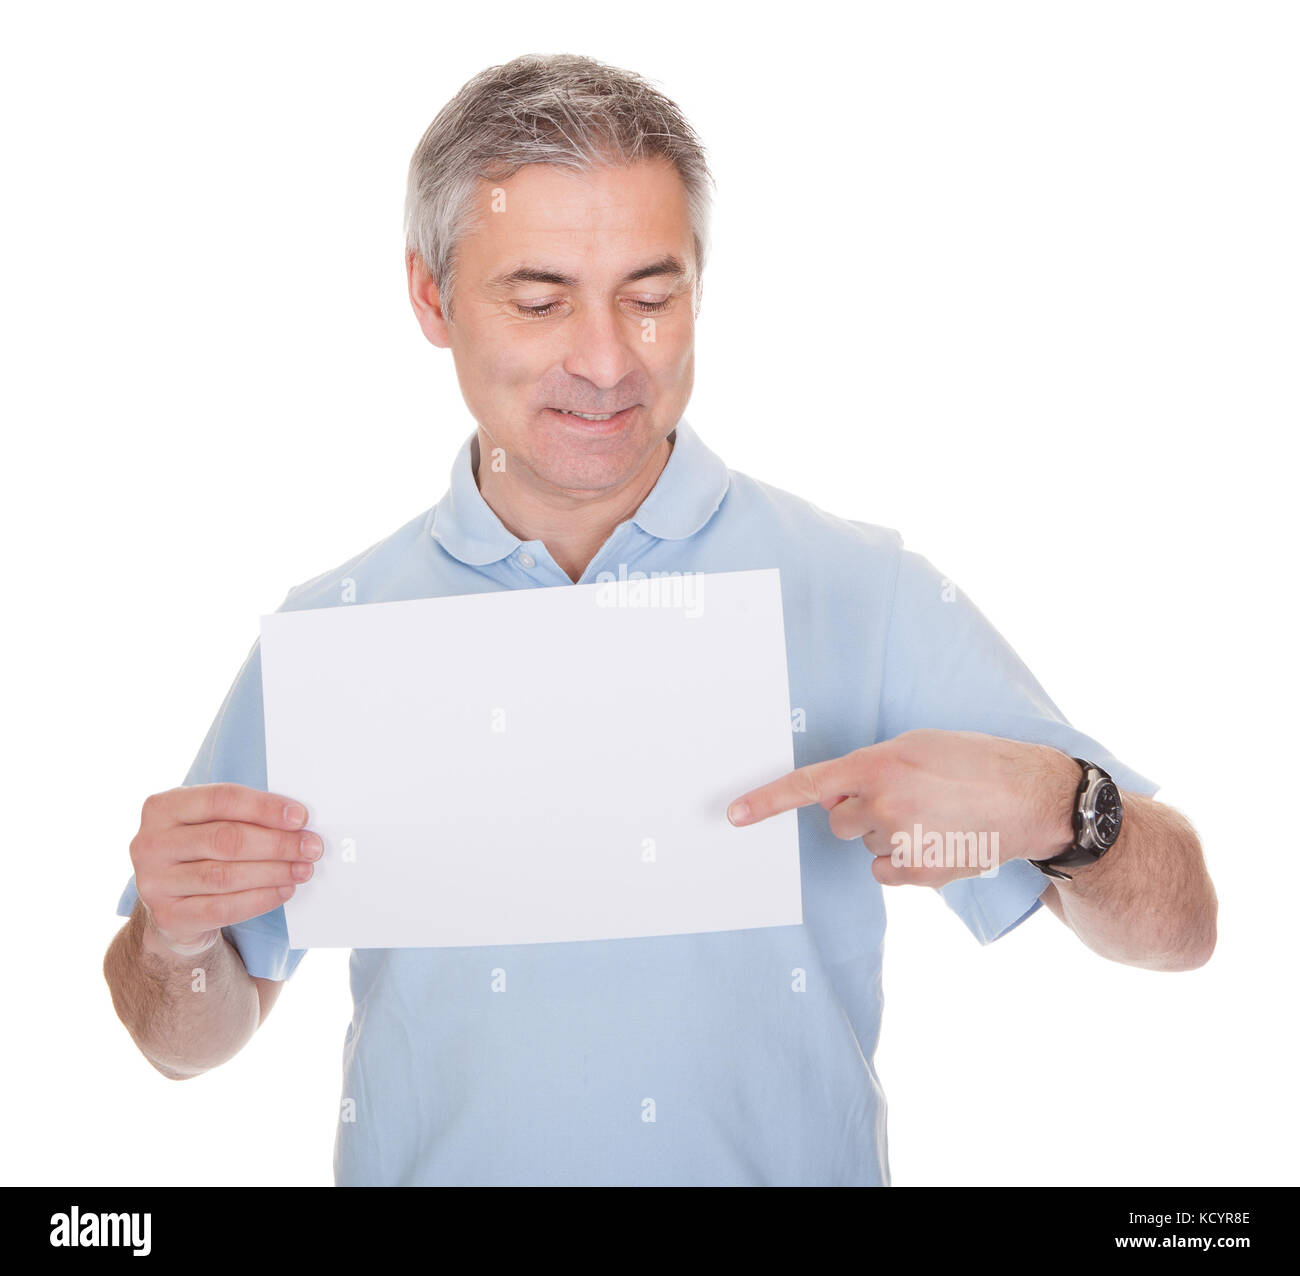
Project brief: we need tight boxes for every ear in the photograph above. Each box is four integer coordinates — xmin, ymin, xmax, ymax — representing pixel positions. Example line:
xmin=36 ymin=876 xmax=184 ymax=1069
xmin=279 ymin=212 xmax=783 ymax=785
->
xmin=407 ymin=251 xmax=452 ymax=349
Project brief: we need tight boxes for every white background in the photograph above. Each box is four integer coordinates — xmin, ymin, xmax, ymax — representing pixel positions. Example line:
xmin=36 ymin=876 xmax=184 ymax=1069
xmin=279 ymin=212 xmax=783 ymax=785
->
xmin=2 ymin=0 xmax=1294 ymax=1186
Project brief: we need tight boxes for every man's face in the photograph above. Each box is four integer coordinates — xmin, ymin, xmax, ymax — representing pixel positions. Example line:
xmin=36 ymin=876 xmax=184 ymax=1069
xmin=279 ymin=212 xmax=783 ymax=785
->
xmin=410 ymin=157 xmax=697 ymax=496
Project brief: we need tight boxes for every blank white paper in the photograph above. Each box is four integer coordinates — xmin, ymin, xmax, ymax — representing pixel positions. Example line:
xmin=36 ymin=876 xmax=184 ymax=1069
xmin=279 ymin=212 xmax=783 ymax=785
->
xmin=260 ymin=567 xmax=802 ymax=949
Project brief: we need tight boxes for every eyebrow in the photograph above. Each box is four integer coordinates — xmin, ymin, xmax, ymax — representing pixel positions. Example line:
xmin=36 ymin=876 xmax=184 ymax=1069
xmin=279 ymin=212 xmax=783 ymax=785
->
xmin=484 ymin=255 xmax=687 ymax=292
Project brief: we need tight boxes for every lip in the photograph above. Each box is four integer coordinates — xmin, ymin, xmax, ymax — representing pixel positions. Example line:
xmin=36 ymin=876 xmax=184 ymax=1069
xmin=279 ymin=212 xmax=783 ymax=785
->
xmin=545 ymin=405 xmax=639 ymax=433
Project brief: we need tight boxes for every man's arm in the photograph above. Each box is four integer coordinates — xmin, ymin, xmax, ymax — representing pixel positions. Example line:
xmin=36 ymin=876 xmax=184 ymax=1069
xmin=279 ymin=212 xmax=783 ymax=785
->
xmin=103 ymin=902 xmax=283 ymax=1079
xmin=103 ymin=783 xmax=315 ymax=1078
xmin=1034 ymin=765 xmax=1216 ymax=971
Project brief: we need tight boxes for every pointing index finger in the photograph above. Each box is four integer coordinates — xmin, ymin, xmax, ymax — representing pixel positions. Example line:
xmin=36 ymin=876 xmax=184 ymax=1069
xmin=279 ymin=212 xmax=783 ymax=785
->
xmin=727 ymin=750 xmax=871 ymax=827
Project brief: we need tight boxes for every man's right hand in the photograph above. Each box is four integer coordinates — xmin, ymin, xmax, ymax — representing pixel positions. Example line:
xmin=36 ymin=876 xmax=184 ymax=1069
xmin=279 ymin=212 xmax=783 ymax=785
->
xmin=130 ymin=783 xmax=321 ymax=952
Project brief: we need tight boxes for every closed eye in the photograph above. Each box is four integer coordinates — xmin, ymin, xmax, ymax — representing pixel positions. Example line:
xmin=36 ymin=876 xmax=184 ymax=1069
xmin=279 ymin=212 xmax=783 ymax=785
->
xmin=515 ymin=300 xmax=565 ymax=318
xmin=512 ymin=297 xmax=673 ymax=320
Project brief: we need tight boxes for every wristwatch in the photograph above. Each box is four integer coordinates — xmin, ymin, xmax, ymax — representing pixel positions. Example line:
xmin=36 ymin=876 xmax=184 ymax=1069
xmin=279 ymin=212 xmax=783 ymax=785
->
xmin=1030 ymin=757 xmax=1124 ymax=881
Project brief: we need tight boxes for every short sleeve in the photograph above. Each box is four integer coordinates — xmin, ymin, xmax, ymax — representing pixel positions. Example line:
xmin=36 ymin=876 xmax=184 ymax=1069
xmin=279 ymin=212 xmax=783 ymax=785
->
xmin=878 ymin=547 xmax=1160 ymax=945
xmin=114 ymin=635 xmax=308 ymax=981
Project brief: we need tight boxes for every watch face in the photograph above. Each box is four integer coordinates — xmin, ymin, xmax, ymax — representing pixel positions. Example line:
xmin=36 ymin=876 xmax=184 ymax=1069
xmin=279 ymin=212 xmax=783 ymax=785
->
xmin=1093 ymin=781 xmax=1123 ymax=848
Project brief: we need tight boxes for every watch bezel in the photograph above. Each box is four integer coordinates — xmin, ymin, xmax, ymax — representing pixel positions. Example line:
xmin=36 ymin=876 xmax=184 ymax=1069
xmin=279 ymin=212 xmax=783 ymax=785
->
xmin=1085 ymin=777 xmax=1124 ymax=850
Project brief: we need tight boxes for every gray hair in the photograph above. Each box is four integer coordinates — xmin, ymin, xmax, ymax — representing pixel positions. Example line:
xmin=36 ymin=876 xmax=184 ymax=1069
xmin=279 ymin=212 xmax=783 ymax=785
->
xmin=403 ymin=53 xmax=714 ymax=319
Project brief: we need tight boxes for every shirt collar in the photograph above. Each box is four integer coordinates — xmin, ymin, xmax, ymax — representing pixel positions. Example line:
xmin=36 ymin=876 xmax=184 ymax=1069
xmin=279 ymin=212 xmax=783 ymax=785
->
xmin=427 ymin=417 xmax=730 ymax=567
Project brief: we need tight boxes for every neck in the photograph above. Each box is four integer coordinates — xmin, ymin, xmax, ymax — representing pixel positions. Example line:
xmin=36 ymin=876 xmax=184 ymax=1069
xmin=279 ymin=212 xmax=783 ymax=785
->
xmin=473 ymin=431 xmax=674 ymax=583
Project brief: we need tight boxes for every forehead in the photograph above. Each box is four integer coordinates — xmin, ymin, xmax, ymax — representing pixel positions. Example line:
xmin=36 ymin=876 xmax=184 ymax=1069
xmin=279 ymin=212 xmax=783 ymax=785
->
xmin=459 ymin=158 xmax=692 ymax=272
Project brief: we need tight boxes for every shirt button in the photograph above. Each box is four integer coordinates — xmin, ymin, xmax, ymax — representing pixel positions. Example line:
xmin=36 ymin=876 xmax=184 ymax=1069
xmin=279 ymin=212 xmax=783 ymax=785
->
xmin=517 ymin=551 xmax=535 ymax=568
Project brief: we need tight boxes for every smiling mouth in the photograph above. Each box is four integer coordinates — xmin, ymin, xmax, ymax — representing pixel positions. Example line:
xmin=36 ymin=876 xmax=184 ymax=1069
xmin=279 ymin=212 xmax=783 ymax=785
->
xmin=550 ymin=407 xmax=635 ymax=422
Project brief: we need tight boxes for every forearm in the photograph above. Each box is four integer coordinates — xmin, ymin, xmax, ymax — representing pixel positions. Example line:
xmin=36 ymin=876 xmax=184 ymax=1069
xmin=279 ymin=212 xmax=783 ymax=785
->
xmin=103 ymin=902 xmax=261 ymax=1079
xmin=1041 ymin=791 xmax=1217 ymax=971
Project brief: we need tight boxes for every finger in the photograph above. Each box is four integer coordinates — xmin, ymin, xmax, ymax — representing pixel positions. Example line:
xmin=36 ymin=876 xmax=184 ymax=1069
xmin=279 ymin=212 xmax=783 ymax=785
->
xmin=727 ymin=749 xmax=872 ymax=826
xmin=873 ymin=855 xmax=922 ymax=888
xmin=871 ymin=853 xmax=982 ymax=889
xmin=167 ymin=884 xmax=299 ymax=932
xmin=872 ymin=851 xmax=952 ymax=887
xmin=825 ymin=794 xmax=885 ymax=845
xmin=168 ymin=857 xmax=315 ymax=896
xmin=169 ymin=820 xmax=322 ymax=864
xmin=156 ymin=783 xmax=309 ymax=831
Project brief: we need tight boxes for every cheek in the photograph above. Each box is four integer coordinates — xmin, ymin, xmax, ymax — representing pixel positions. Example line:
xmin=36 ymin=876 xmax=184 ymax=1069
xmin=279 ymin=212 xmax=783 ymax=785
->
xmin=455 ymin=332 xmax=543 ymax=403
xmin=646 ymin=322 xmax=694 ymax=381
xmin=482 ymin=342 xmax=539 ymax=388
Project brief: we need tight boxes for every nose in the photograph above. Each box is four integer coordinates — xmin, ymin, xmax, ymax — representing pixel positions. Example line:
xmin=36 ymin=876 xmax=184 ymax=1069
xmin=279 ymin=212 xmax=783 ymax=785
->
xmin=560 ymin=300 xmax=641 ymax=391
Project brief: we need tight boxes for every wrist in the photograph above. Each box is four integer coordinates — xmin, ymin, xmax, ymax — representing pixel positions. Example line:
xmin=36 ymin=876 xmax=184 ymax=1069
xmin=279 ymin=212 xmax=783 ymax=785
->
xmin=139 ymin=907 xmax=221 ymax=960
xmin=1031 ymin=746 xmax=1079 ymax=860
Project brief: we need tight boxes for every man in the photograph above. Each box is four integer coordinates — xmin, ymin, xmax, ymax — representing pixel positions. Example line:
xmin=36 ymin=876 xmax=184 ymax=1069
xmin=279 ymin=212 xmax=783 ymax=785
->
xmin=104 ymin=53 xmax=1217 ymax=1187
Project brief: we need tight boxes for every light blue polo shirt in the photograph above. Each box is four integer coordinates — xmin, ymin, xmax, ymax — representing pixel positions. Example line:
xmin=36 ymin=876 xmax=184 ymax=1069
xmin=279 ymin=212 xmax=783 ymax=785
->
xmin=115 ymin=418 xmax=1157 ymax=1185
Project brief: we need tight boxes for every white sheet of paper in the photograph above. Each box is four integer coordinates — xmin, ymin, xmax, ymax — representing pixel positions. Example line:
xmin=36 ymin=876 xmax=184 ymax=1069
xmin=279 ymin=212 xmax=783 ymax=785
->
xmin=260 ymin=567 xmax=802 ymax=949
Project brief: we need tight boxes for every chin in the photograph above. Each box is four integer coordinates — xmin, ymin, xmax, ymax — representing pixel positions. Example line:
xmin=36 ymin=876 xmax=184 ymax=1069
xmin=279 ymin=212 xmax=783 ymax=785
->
xmin=524 ymin=409 xmax=662 ymax=488
xmin=530 ymin=448 xmax=642 ymax=494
